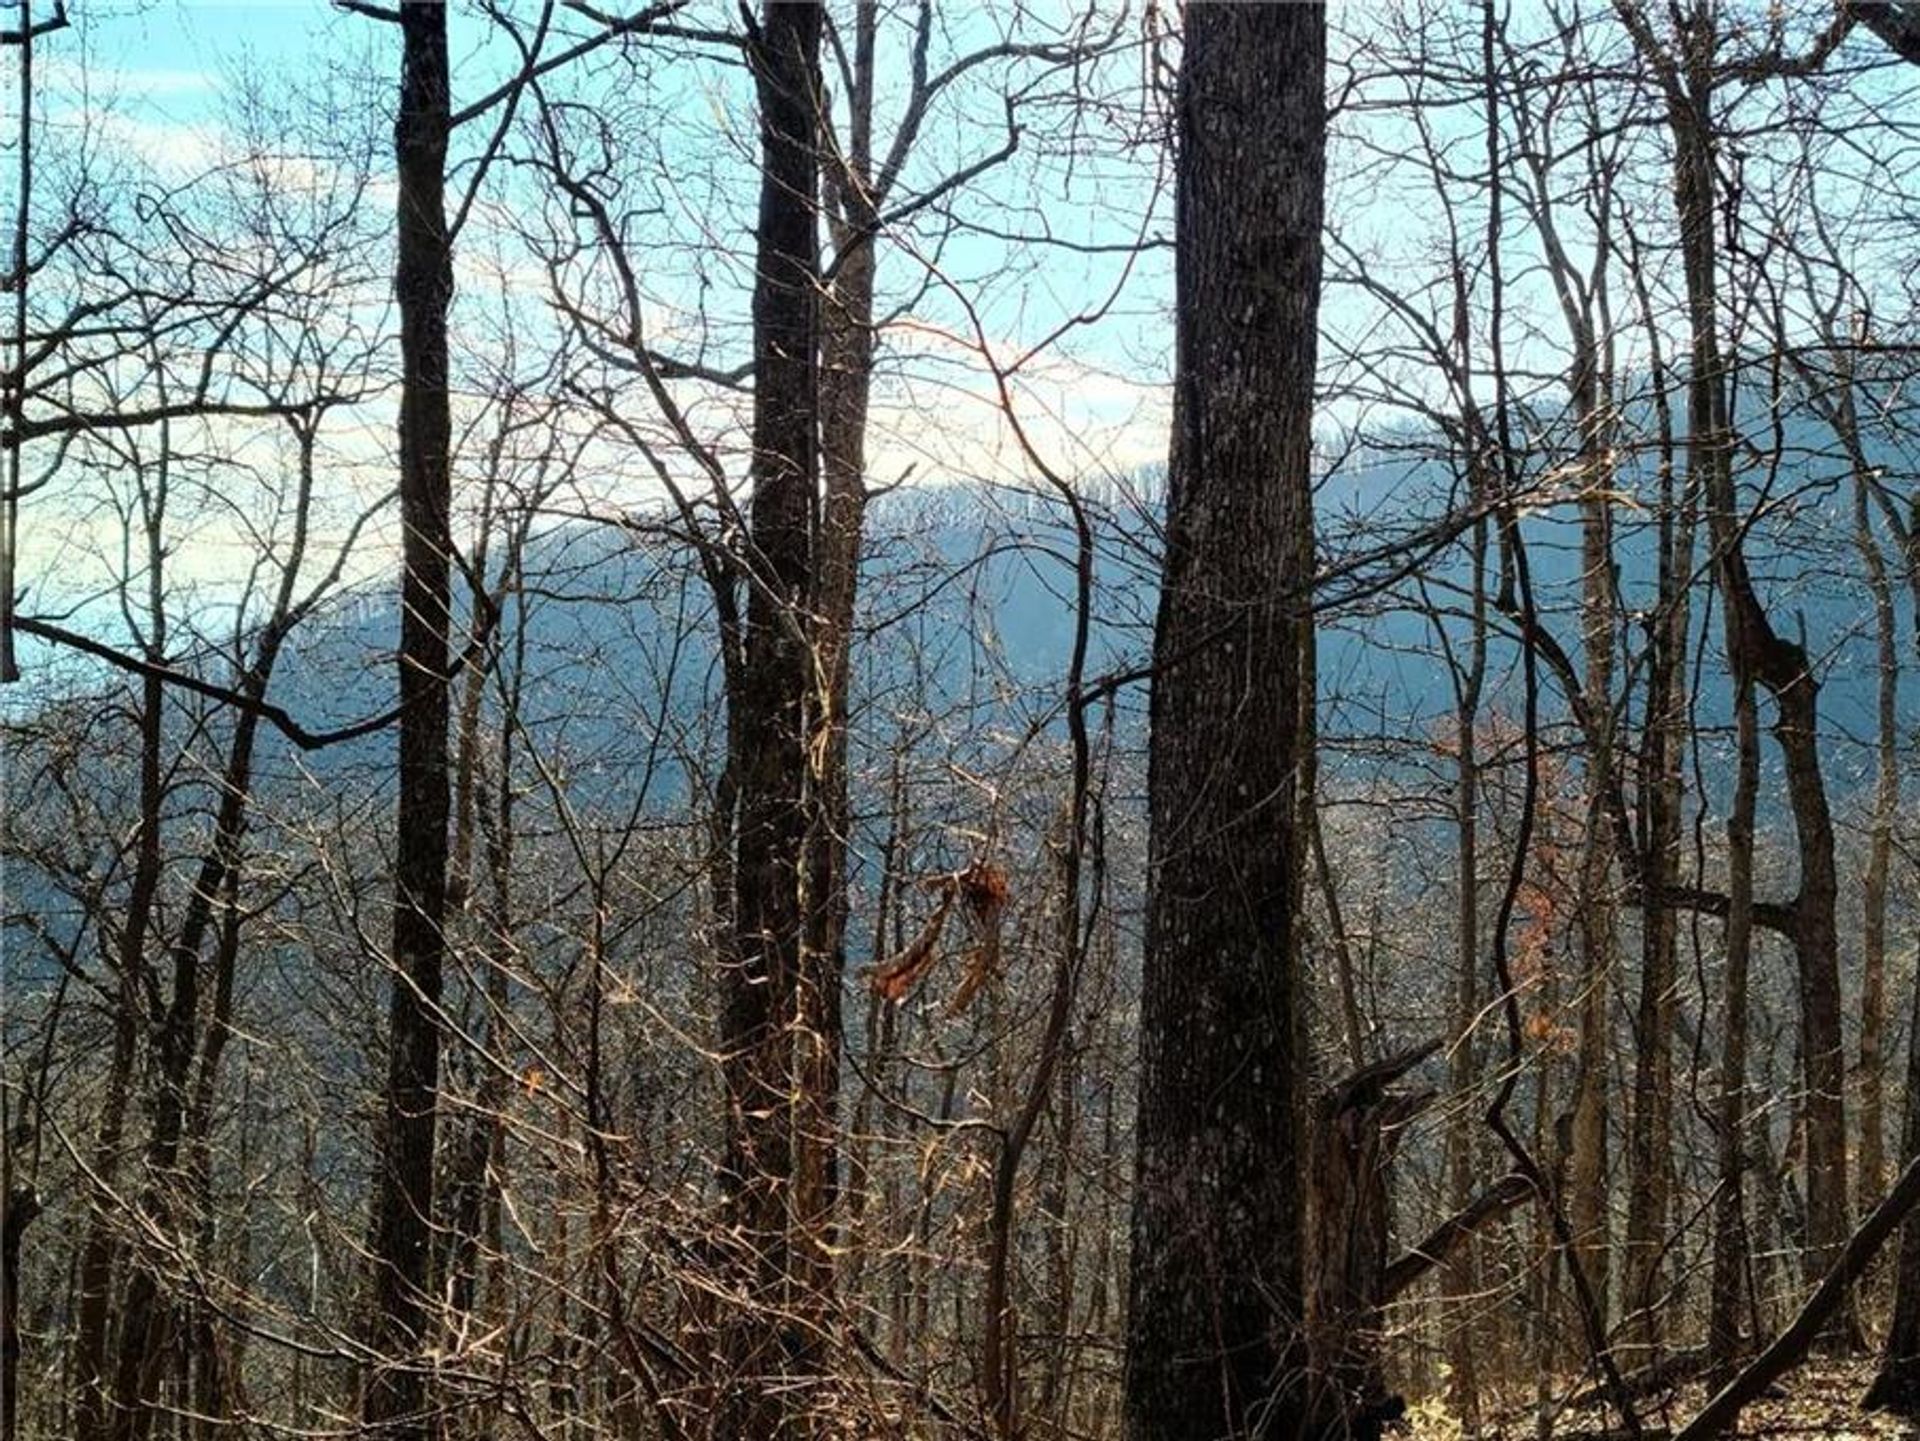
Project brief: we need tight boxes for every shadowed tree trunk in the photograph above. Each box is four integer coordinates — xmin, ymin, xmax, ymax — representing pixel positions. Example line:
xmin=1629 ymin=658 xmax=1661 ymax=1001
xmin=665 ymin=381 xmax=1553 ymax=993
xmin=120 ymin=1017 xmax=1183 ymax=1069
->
xmin=1820 ymin=347 xmax=1899 ymax=1212
xmin=73 ymin=680 xmax=163 ymax=1441
xmin=2 ymin=1171 xmax=40 ymax=1441
xmin=1864 ymin=972 xmax=1920 ymax=1415
xmin=1708 ymin=661 xmax=1759 ymax=1383
xmin=362 ymin=3 xmax=453 ymax=1437
xmin=109 ymin=665 xmax=282 ymax=1441
xmin=1125 ymin=6 xmax=1326 ymax=1438
xmin=793 ymin=0 xmax=879 ymax=1348
xmin=1304 ymin=1043 xmax=1436 ymax=1435
xmin=1568 ymin=284 xmax=1618 ymax=1338
xmin=1674 ymin=88 xmax=1848 ymax=1304
xmin=1444 ymin=514 xmax=1488 ymax=1432
xmin=721 ymin=3 xmax=823 ymax=1435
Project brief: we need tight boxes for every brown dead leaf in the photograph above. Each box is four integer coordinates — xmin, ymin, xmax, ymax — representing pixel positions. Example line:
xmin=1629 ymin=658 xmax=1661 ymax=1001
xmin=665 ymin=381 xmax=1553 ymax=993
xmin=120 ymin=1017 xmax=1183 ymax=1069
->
xmin=944 ymin=935 xmax=1002 ymax=1016
xmin=870 ymin=889 xmax=956 ymax=1002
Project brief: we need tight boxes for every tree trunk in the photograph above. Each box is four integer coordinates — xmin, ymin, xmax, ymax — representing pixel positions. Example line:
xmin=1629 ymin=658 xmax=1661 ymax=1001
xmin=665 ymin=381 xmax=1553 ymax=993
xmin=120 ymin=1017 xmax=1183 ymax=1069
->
xmin=1125 ymin=7 xmax=1325 ymax=1438
xmin=1667 ymin=75 xmax=1849 ymax=1302
xmin=793 ymin=0 xmax=878 ymax=1349
xmin=721 ymin=3 xmax=822 ymax=1435
xmin=73 ymin=674 xmax=164 ymax=1441
xmin=1864 ymin=971 xmax=1920 ymax=1415
xmin=1708 ymin=666 xmax=1759 ymax=1382
xmin=1304 ymin=1045 xmax=1436 ymax=1438
xmin=1446 ymin=514 xmax=1488 ymax=1432
xmin=2 ymin=1180 xmax=41 ymax=1441
xmin=1844 ymin=384 xmax=1898 ymax=1212
xmin=1619 ymin=193 xmax=1693 ymax=1365
xmin=1570 ymin=348 xmax=1617 ymax=1329
xmin=362 ymin=4 xmax=453 ymax=1437
xmin=1626 ymin=663 xmax=1679 ymax=1358
xmin=112 ymin=608 xmax=291 ymax=1441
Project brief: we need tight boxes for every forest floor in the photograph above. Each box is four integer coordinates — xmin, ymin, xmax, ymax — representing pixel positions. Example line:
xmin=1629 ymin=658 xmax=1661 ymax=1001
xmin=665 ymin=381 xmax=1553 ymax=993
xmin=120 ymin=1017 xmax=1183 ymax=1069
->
xmin=1405 ymin=1359 xmax=1917 ymax=1439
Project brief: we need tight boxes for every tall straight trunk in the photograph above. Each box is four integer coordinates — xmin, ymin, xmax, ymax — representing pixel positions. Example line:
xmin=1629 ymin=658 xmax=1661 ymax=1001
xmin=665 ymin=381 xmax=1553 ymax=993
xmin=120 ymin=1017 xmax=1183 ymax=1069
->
xmin=1863 ymin=310 xmax=1920 ymax=1413
xmin=1446 ymin=518 xmax=1488 ymax=1434
xmin=184 ymin=876 xmax=245 ymax=1441
xmin=1617 ymin=204 xmax=1692 ymax=1363
xmin=1839 ymin=337 xmax=1906 ymax=1409
xmin=1570 ymin=350 xmax=1617 ymax=1326
xmin=722 ymin=3 xmax=821 ymax=1435
xmin=73 ymin=674 xmax=164 ymax=1441
xmin=108 ymin=748 xmax=253 ymax=1441
xmin=793 ymin=0 xmax=878 ymax=1333
xmin=1708 ymin=667 xmax=1759 ymax=1380
xmin=1844 ymin=392 xmax=1898 ymax=1210
xmin=1 ymin=0 xmax=34 ymax=685
xmin=442 ymin=525 xmax=514 ymax=1344
xmin=3 ymin=1125 xmax=41 ymax=1441
xmin=1515 ymin=76 xmax=1624 ymax=1326
xmin=843 ymin=745 xmax=904 ymax=1309
xmin=1666 ymin=66 xmax=1849 ymax=1296
xmin=1864 ymin=965 xmax=1920 ymax=1414
xmin=1125 ymin=7 xmax=1325 ymax=1438
xmin=1626 ymin=618 xmax=1681 ymax=1357
xmin=112 ymin=569 xmax=301 ymax=1441
xmin=363 ymin=3 xmax=453 ymax=1436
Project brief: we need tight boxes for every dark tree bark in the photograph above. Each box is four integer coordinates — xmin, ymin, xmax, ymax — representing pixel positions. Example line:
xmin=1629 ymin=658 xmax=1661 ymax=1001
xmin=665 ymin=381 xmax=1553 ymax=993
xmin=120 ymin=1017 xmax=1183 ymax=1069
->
xmin=73 ymin=674 xmax=164 ymax=1441
xmin=1444 ymin=514 xmax=1488 ymax=1431
xmin=1674 ymin=91 xmax=1849 ymax=1299
xmin=1864 ymin=973 xmax=1920 ymax=1415
xmin=1707 ymin=664 xmax=1759 ymax=1381
xmin=1566 ymin=226 xmax=1618 ymax=1336
xmin=795 ymin=0 xmax=877 ymax=1335
xmin=721 ymin=3 xmax=823 ymax=1435
xmin=1626 ymin=607 xmax=1682 ymax=1357
xmin=1124 ymin=6 xmax=1326 ymax=1439
xmin=1303 ymin=1043 xmax=1437 ymax=1436
xmin=1616 ymin=196 xmax=1695 ymax=1364
xmin=1816 ymin=353 xmax=1899 ymax=1212
xmin=1 ymin=0 xmax=34 ymax=685
xmin=2 ymin=1181 xmax=40 ymax=1441
xmin=109 ymin=685 xmax=274 ymax=1441
xmin=362 ymin=4 xmax=453 ymax=1438
xmin=1851 ymin=1 xmax=1920 ymax=62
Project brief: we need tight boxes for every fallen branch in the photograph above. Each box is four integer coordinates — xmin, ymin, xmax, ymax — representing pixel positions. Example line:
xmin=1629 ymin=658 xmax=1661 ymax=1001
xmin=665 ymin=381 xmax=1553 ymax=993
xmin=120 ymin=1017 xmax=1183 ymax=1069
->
xmin=1567 ymin=1348 xmax=1709 ymax=1411
xmin=1382 ymin=1171 xmax=1534 ymax=1301
xmin=1674 ymin=1153 xmax=1920 ymax=1440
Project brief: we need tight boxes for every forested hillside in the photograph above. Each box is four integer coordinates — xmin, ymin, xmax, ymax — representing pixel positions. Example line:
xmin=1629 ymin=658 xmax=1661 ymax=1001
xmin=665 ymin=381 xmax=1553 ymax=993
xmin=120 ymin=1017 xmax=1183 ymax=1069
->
xmin=3 ymin=3 xmax=1918 ymax=1440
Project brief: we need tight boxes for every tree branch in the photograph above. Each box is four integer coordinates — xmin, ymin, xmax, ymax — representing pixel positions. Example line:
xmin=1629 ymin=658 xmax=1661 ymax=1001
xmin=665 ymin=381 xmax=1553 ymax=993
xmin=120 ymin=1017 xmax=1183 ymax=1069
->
xmin=1851 ymin=1 xmax=1920 ymax=63
xmin=14 ymin=613 xmax=491 ymax=753
xmin=1675 ymin=1155 xmax=1920 ymax=1440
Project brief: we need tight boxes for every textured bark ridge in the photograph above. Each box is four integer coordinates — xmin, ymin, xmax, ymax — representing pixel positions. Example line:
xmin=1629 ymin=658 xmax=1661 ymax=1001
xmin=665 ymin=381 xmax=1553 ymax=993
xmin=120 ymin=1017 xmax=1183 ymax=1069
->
xmin=719 ymin=3 xmax=827 ymax=1436
xmin=363 ymin=4 xmax=454 ymax=1437
xmin=1125 ymin=6 xmax=1327 ymax=1440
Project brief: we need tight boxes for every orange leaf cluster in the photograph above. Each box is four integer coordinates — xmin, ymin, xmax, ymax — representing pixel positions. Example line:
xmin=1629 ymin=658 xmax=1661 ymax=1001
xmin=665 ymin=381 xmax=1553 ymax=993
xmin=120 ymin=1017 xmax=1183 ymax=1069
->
xmin=867 ymin=858 xmax=1012 ymax=1013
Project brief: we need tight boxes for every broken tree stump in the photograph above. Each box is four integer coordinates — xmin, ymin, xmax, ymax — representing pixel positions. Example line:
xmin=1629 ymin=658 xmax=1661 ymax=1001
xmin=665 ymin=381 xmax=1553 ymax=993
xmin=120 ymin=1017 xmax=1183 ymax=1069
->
xmin=1304 ymin=1039 xmax=1439 ymax=1439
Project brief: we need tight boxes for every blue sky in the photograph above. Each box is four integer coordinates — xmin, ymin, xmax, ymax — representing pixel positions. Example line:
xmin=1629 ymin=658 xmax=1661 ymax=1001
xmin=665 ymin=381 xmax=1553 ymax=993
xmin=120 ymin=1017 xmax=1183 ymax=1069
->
xmin=20 ymin=0 xmax=1182 ymax=627
xmin=16 ymin=0 xmax=1918 ymax=622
